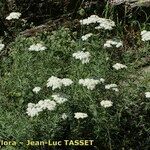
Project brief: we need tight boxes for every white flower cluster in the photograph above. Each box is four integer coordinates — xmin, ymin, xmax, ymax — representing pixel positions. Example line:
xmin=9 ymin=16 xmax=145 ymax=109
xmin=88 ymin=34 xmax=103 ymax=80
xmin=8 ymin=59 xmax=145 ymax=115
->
xmin=80 ymin=15 xmax=115 ymax=30
xmin=145 ymin=92 xmax=150 ymax=98
xmin=28 ymin=43 xmax=47 ymax=51
xmin=105 ymin=84 xmax=119 ymax=92
xmin=26 ymin=100 xmax=56 ymax=117
xmin=52 ymin=94 xmax=68 ymax=104
xmin=74 ymin=112 xmax=88 ymax=119
xmin=47 ymin=76 xmax=73 ymax=90
xmin=6 ymin=12 xmax=21 ymax=20
xmin=0 ymin=43 xmax=5 ymax=51
xmin=79 ymin=78 xmax=105 ymax=90
xmin=81 ymin=33 xmax=93 ymax=41
xmin=72 ymin=51 xmax=91 ymax=64
xmin=100 ymin=100 xmax=113 ymax=108
xmin=32 ymin=87 xmax=41 ymax=94
xmin=112 ymin=63 xmax=127 ymax=70
xmin=104 ymin=40 xmax=123 ymax=48
xmin=141 ymin=30 xmax=150 ymax=41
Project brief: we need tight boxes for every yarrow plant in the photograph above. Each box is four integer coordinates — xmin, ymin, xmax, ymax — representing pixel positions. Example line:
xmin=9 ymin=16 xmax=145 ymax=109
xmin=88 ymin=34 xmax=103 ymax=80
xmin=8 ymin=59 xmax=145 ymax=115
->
xmin=6 ymin=12 xmax=21 ymax=20
xmin=28 ymin=43 xmax=47 ymax=51
xmin=80 ymin=15 xmax=115 ymax=30
xmin=100 ymin=100 xmax=113 ymax=108
xmin=141 ymin=30 xmax=150 ymax=41
xmin=104 ymin=40 xmax=123 ymax=48
xmin=47 ymin=76 xmax=73 ymax=90
xmin=74 ymin=112 xmax=88 ymax=119
xmin=1 ymin=13 xmax=149 ymax=149
xmin=72 ymin=51 xmax=91 ymax=64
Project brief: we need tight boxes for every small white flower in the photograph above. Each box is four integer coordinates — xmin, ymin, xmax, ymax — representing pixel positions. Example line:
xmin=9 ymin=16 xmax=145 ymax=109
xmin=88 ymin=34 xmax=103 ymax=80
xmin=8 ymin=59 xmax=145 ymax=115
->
xmin=141 ymin=30 xmax=150 ymax=41
xmin=80 ymin=15 xmax=100 ymax=25
xmin=74 ymin=112 xmax=88 ymax=119
xmin=105 ymin=84 xmax=119 ymax=92
xmin=47 ymin=76 xmax=73 ymax=90
xmin=100 ymin=100 xmax=113 ymax=108
xmin=26 ymin=107 xmax=39 ymax=117
xmin=72 ymin=51 xmax=91 ymax=64
xmin=61 ymin=78 xmax=73 ymax=86
xmin=61 ymin=113 xmax=68 ymax=120
xmin=0 ymin=43 xmax=5 ymax=51
xmin=44 ymin=100 xmax=57 ymax=111
xmin=32 ymin=87 xmax=41 ymax=94
xmin=37 ymin=99 xmax=56 ymax=111
xmin=103 ymin=43 xmax=112 ymax=48
xmin=6 ymin=12 xmax=21 ymax=20
xmin=28 ymin=43 xmax=47 ymax=51
xmin=112 ymin=63 xmax=127 ymax=70
xmin=81 ymin=33 xmax=93 ymax=41
xmin=47 ymin=76 xmax=62 ymax=90
xmin=105 ymin=84 xmax=117 ymax=89
xmin=145 ymin=92 xmax=150 ymax=98
xmin=79 ymin=78 xmax=100 ymax=90
xmin=26 ymin=103 xmax=39 ymax=117
xmin=104 ymin=40 xmax=123 ymax=48
xmin=52 ymin=94 xmax=68 ymax=104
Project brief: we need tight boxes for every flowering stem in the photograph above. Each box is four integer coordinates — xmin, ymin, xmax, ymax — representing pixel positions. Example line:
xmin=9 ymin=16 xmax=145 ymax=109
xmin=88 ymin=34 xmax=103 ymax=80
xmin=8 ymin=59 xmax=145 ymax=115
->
xmin=107 ymin=126 xmax=112 ymax=150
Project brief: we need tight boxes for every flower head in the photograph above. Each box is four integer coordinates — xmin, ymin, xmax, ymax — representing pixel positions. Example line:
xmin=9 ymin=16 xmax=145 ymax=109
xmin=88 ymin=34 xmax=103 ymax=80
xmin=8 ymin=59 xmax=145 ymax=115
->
xmin=28 ymin=43 xmax=47 ymax=51
xmin=32 ymin=87 xmax=41 ymax=94
xmin=80 ymin=15 xmax=115 ymax=30
xmin=105 ymin=84 xmax=119 ymax=92
xmin=47 ymin=76 xmax=62 ymax=90
xmin=47 ymin=76 xmax=73 ymax=90
xmin=74 ymin=112 xmax=88 ymax=119
xmin=42 ymin=99 xmax=56 ymax=111
xmin=6 ymin=12 xmax=21 ymax=20
xmin=145 ymin=92 xmax=150 ymax=98
xmin=95 ymin=19 xmax=115 ymax=30
xmin=104 ymin=40 xmax=123 ymax=48
xmin=79 ymin=78 xmax=100 ymax=90
xmin=52 ymin=94 xmax=68 ymax=104
xmin=141 ymin=30 xmax=150 ymax=41
xmin=100 ymin=100 xmax=113 ymax=108
xmin=26 ymin=103 xmax=40 ymax=117
xmin=61 ymin=113 xmax=68 ymax=120
xmin=112 ymin=63 xmax=127 ymax=70
xmin=26 ymin=99 xmax=56 ymax=117
xmin=61 ymin=78 xmax=73 ymax=86
xmin=0 ymin=43 xmax=5 ymax=51
xmin=81 ymin=33 xmax=93 ymax=41
xmin=72 ymin=51 xmax=91 ymax=64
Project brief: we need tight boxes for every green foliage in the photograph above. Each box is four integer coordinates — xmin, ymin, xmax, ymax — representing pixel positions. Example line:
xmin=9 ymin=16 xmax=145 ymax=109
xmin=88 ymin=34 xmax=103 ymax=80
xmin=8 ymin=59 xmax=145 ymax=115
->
xmin=0 ymin=25 xmax=150 ymax=150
